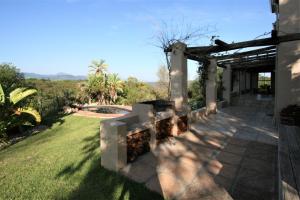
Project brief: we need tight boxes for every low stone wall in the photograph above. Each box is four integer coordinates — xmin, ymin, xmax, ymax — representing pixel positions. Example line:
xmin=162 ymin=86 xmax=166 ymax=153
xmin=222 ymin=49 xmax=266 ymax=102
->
xmin=101 ymin=102 xmax=222 ymax=172
xmin=189 ymin=107 xmax=207 ymax=123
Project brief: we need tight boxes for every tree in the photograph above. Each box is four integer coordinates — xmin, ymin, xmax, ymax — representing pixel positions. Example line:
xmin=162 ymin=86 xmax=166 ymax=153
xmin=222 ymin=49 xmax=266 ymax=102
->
xmin=0 ymin=84 xmax=41 ymax=140
xmin=119 ymin=77 xmax=156 ymax=105
xmin=107 ymin=73 xmax=123 ymax=104
xmin=188 ymin=77 xmax=205 ymax=110
xmin=0 ymin=63 xmax=25 ymax=93
xmin=88 ymin=59 xmax=108 ymax=75
xmin=155 ymin=65 xmax=169 ymax=99
xmin=87 ymin=74 xmax=106 ymax=104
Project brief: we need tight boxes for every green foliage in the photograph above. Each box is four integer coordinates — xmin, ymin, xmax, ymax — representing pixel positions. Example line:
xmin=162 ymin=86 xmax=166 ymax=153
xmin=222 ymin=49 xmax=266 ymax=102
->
xmin=216 ymin=67 xmax=224 ymax=101
xmin=189 ymin=64 xmax=224 ymax=110
xmin=119 ymin=77 xmax=156 ymax=105
xmin=86 ymin=61 xmax=157 ymax=106
xmin=0 ymin=83 xmax=41 ymax=140
xmin=0 ymin=84 xmax=4 ymax=104
xmin=9 ymin=88 xmax=38 ymax=105
xmin=88 ymin=59 xmax=108 ymax=75
xmin=25 ymin=79 xmax=83 ymax=117
xmin=0 ymin=63 xmax=25 ymax=93
xmin=107 ymin=73 xmax=123 ymax=104
xmin=188 ymin=78 xmax=205 ymax=110
xmin=17 ymin=107 xmax=41 ymax=123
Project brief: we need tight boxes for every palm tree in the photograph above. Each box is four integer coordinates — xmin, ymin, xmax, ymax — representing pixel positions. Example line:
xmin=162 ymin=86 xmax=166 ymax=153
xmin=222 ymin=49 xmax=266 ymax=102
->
xmin=0 ymin=84 xmax=41 ymax=139
xmin=107 ymin=73 xmax=123 ymax=104
xmin=88 ymin=59 xmax=108 ymax=75
xmin=87 ymin=74 xmax=106 ymax=104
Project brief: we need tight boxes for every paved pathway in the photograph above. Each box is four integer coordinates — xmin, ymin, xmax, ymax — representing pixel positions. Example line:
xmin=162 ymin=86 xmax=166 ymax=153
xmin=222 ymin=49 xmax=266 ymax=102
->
xmin=121 ymin=106 xmax=278 ymax=200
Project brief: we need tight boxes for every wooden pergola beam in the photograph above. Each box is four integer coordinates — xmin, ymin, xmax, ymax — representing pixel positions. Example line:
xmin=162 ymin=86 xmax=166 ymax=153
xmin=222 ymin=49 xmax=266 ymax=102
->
xmin=184 ymin=52 xmax=209 ymax=63
xmin=229 ymin=58 xmax=275 ymax=69
xmin=218 ymin=53 xmax=276 ymax=65
xmin=215 ymin=46 xmax=276 ymax=60
xmin=215 ymin=39 xmax=230 ymax=48
xmin=186 ymin=33 xmax=300 ymax=54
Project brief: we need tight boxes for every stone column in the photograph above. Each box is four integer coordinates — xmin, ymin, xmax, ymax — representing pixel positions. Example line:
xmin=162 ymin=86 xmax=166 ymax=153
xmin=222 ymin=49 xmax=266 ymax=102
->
xmin=100 ymin=121 xmax=127 ymax=171
xmin=170 ymin=42 xmax=188 ymax=112
xmin=206 ymin=59 xmax=217 ymax=114
xmin=275 ymin=0 xmax=300 ymax=118
xmin=222 ymin=64 xmax=231 ymax=105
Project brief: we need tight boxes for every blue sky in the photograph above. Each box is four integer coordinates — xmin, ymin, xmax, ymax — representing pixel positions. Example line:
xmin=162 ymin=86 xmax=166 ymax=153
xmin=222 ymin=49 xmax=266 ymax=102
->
xmin=0 ymin=0 xmax=275 ymax=81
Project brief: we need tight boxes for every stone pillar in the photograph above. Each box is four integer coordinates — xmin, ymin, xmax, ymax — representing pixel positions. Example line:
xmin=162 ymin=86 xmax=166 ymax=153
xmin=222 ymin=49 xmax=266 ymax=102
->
xmin=275 ymin=0 xmax=300 ymax=118
xmin=206 ymin=59 xmax=217 ymax=114
xmin=222 ymin=64 xmax=231 ymax=105
xmin=100 ymin=121 xmax=127 ymax=171
xmin=170 ymin=42 xmax=188 ymax=112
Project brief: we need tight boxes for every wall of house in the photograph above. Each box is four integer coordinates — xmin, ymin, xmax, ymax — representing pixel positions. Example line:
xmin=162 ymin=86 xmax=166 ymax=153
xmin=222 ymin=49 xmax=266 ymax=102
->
xmin=275 ymin=0 xmax=300 ymax=117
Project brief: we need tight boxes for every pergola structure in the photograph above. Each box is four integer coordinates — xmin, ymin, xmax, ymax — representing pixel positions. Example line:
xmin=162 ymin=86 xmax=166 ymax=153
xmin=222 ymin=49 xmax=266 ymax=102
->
xmin=167 ymin=33 xmax=300 ymax=117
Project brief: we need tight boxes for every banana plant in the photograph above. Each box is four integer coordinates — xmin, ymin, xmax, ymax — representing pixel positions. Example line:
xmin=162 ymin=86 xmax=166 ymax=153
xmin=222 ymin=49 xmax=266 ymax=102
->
xmin=0 ymin=83 xmax=41 ymax=124
xmin=0 ymin=84 xmax=4 ymax=104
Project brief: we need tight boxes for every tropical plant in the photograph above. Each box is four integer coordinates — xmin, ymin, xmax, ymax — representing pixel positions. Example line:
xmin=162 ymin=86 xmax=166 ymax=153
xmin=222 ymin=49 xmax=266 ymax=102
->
xmin=88 ymin=59 xmax=108 ymax=75
xmin=107 ymin=73 xmax=123 ymax=104
xmin=87 ymin=74 xmax=106 ymax=104
xmin=0 ymin=84 xmax=41 ymax=140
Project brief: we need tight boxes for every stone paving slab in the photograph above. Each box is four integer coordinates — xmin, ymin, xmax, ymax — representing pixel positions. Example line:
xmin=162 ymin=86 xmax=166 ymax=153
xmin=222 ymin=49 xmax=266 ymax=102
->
xmin=121 ymin=106 xmax=278 ymax=199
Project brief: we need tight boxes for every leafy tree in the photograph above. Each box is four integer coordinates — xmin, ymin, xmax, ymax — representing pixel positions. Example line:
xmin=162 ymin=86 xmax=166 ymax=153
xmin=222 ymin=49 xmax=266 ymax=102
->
xmin=155 ymin=65 xmax=169 ymax=99
xmin=0 ymin=63 xmax=25 ymax=93
xmin=0 ymin=84 xmax=41 ymax=140
xmin=119 ymin=77 xmax=156 ymax=105
xmin=188 ymin=78 xmax=205 ymax=110
xmin=26 ymin=79 xmax=83 ymax=117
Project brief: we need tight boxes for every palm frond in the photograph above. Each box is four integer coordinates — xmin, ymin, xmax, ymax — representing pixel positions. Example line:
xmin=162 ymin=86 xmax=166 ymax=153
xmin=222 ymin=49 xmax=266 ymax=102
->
xmin=0 ymin=84 xmax=5 ymax=104
xmin=17 ymin=107 xmax=41 ymax=123
xmin=10 ymin=88 xmax=37 ymax=105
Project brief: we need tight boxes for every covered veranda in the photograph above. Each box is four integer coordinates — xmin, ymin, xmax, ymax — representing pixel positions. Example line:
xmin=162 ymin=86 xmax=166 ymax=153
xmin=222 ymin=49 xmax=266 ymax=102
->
xmin=120 ymin=33 xmax=300 ymax=199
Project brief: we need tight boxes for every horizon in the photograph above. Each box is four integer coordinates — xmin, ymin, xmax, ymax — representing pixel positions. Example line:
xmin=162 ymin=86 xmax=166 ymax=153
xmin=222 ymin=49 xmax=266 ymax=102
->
xmin=0 ymin=0 xmax=275 ymax=82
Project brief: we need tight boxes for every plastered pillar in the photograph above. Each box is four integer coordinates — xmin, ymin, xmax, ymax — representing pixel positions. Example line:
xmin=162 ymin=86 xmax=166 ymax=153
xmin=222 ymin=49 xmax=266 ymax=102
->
xmin=222 ymin=64 xmax=231 ymax=105
xmin=275 ymin=0 xmax=300 ymax=118
xmin=100 ymin=121 xmax=127 ymax=171
xmin=170 ymin=42 xmax=188 ymax=112
xmin=206 ymin=59 xmax=217 ymax=114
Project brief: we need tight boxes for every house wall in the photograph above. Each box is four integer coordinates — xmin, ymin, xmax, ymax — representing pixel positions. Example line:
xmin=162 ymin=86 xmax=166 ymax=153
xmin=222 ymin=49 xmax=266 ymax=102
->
xmin=275 ymin=0 xmax=300 ymax=117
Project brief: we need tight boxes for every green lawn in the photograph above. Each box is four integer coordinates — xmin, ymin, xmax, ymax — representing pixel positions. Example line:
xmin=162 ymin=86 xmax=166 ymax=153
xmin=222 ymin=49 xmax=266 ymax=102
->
xmin=0 ymin=115 xmax=163 ymax=200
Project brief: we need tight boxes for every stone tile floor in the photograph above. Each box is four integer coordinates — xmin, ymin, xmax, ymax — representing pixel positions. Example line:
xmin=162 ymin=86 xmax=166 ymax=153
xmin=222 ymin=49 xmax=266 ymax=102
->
xmin=121 ymin=106 xmax=278 ymax=200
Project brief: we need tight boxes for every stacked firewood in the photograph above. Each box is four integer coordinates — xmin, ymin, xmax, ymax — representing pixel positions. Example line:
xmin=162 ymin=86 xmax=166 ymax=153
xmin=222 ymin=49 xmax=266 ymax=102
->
xmin=177 ymin=116 xmax=188 ymax=135
xmin=127 ymin=130 xmax=151 ymax=162
xmin=280 ymin=105 xmax=300 ymax=126
xmin=156 ymin=117 xmax=173 ymax=143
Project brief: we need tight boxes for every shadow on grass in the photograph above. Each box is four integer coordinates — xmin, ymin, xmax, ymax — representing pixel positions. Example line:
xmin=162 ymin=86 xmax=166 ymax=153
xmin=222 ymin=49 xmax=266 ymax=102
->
xmin=42 ymin=112 xmax=69 ymax=128
xmin=0 ymin=113 xmax=70 ymax=151
xmin=55 ymin=130 xmax=162 ymax=200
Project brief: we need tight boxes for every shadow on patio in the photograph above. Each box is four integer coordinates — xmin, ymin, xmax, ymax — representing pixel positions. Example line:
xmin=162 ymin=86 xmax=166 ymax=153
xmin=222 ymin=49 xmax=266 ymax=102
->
xmin=121 ymin=106 xmax=278 ymax=199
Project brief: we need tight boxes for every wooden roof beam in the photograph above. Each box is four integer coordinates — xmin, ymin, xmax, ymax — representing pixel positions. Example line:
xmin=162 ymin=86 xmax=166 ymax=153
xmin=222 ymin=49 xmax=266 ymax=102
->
xmin=215 ymin=39 xmax=230 ymax=48
xmin=215 ymin=46 xmax=276 ymax=60
xmin=186 ymin=33 xmax=300 ymax=54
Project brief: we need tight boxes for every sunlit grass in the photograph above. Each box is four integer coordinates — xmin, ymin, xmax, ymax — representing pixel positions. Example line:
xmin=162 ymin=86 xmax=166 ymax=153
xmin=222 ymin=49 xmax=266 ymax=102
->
xmin=0 ymin=115 xmax=162 ymax=200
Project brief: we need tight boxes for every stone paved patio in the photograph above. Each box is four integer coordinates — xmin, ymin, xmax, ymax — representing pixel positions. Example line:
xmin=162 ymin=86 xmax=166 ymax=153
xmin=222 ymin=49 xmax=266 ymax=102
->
xmin=121 ymin=106 xmax=278 ymax=199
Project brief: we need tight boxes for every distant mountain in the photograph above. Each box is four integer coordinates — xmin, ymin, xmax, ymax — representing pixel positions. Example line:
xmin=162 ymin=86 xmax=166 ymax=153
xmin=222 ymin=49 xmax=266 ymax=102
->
xmin=24 ymin=72 xmax=86 ymax=80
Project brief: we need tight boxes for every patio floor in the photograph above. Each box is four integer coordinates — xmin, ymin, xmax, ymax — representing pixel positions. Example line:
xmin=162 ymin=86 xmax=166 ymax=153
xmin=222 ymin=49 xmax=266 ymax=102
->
xmin=121 ymin=106 xmax=278 ymax=200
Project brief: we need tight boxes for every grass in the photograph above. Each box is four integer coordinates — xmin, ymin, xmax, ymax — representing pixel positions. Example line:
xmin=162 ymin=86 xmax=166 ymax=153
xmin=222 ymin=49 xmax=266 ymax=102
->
xmin=0 ymin=115 xmax=163 ymax=200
